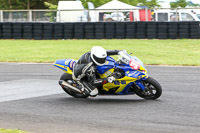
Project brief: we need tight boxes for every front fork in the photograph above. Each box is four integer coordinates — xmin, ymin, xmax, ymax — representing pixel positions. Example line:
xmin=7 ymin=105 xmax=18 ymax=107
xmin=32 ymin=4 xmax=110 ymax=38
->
xmin=135 ymin=81 xmax=145 ymax=91
xmin=134 ymin=75 xmax=148 ymax=91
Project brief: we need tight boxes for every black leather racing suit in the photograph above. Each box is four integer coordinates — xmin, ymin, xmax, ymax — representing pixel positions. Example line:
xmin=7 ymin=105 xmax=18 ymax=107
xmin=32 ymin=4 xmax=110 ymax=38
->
xmin=72 ymin=50 xmax=120 ymax=93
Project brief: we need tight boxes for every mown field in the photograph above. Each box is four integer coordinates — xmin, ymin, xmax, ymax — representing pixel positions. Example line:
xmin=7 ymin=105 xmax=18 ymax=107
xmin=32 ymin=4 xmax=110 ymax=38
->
xmin=0 ymin=39 xmax=199 ymax=66
xmin=0 ymin=128 xmax=28 ymax=133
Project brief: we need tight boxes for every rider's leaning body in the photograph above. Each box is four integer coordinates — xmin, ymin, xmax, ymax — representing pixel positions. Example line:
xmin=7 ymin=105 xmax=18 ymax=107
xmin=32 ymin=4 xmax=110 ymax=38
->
xmin=72 ymin=46 xmax=120 ymax=96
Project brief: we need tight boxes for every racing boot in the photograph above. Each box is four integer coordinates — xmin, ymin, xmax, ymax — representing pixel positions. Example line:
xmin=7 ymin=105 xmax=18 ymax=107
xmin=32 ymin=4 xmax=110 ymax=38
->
xmin=89 ymin=88 xmax=98 ymax=97
xmin=82 ymin=81 xmax=98 ymax=97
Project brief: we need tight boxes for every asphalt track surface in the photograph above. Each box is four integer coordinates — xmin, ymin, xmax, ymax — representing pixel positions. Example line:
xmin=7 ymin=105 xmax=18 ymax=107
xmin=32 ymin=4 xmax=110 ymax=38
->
xmin=0 ymin=63 xmax=200 ymax=133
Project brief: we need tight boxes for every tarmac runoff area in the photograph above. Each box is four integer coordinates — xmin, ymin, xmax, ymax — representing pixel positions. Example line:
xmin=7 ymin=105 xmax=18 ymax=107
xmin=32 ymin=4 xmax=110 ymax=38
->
xmin=0 ymin=63 xmax=200 ymax=133
xmin=0 ymin=63 xmax=63 ymax=102
xmin=0 ymin=62 xmax=199 ymax=102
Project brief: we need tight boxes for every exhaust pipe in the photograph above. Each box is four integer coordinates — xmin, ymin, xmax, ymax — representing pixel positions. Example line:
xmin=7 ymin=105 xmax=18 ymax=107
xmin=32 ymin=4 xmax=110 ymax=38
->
xmin=59 ymin=80 xmax=82 ymax=94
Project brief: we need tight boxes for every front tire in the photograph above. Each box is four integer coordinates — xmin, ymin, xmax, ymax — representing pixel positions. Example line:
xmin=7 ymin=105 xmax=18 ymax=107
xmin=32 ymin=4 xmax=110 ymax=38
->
xmin=132 ymin=77 xmax=162 ymax=100
xmin=60 ymin=73 xmax=88 ymax=98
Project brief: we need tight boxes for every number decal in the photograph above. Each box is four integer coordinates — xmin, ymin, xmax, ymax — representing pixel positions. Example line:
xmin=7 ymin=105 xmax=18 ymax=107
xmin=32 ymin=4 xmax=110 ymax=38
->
xmin=129 ymin=59 xmax=140 ymax=70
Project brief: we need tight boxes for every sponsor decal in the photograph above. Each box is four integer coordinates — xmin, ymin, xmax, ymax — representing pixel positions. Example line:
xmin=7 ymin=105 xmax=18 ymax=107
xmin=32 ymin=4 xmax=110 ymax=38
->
xmin=114 ymin=80 xmax=126 ymax=85
xmin=126 ymin=71 xmax=130 ymax=74
xmin=69 ymin=60 xmax=75 ymax=69
xmin=128 ymin=71 xmax=138 ymax=77
xmin=104 ymin=70 xmax=112 ymax=77
xmin=65 ymin=60 xmax=70 ymax=65
xmin=114 ymin=81 xmax=120 ymax=85
xmin=137 ymin=75 xmax=143 ymax=80
xmin=121 ymin=80 xmax=126 ymax=84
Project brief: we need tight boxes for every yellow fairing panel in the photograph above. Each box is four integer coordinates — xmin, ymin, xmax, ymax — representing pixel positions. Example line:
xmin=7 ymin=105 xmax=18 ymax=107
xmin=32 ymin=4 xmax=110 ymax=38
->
xmin=102 ymin=76 xmax=136 ymax=93
xmin=98 ymin=68 xmax=115 ymax=78
xmin=139 ymin=66 xmax=147 ymax=74
xmin=65 ymin=67 xmax=72 ymax=74
xmin=54 ymin=64 xmax=72 ymax=74
xmin=103 ymin=74 xmax=148 ymax=93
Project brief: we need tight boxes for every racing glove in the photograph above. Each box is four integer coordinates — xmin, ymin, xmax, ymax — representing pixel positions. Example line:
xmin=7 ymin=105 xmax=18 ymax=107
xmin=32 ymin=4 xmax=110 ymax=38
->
xmin=107 ymin=76 xmax=116 ymax=83
xmin=120 ymin=50 xmax=127 ymax=53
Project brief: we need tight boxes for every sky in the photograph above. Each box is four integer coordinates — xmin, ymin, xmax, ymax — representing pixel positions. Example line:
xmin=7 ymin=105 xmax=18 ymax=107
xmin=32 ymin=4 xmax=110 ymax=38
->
xmin=159 ymin=0 xmax=200 ymax=4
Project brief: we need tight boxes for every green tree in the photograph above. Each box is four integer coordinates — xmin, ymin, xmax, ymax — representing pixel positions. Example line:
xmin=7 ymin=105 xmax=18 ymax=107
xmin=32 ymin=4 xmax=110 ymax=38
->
xmin=121 ymin=0 xmax=139 ymax=6
xmin=147 ymin=0 xmax=160 ymax=8
xmin=44 ymin=2 xmax=57 ymax=9
xmin=170 ymin=0 xmax=188 ymax=8
xmin=80 ymin=0 xmax=111 ymax=9
xmin=135 ymin=0 xmax=160 ymax=8
xmin=0 ymin=0 xmax=58 ymax=10
xmin=178 ymin=0 xmax=188 ymax=7
xmin=0 ymin=0 xmax=160 ymax=10
xmin=170 ymin=2 xmax=179 ymax=8
xmin=44 ymin=2 xmax=57 ymax=21
xmin=80 ymin=0 xmax=159 ymax=9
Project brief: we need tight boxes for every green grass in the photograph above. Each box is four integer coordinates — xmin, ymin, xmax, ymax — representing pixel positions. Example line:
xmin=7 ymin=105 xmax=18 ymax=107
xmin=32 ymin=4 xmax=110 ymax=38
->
xmin=0 ymin=128 xmax=28 ymax=133
xmin=0 ymin=39 xmax=200 ymax=66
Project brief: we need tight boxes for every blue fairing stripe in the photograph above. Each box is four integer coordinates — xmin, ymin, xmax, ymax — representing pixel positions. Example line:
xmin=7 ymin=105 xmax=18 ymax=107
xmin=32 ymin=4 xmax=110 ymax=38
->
xmin=117 ymin=82 xmax=134 ymax=94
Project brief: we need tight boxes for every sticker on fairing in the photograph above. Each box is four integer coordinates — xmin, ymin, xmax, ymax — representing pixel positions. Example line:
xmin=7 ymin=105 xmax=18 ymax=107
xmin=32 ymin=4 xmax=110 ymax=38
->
xmin=129 ymin=59 xmax=140 ymax=70
xmin=69 ymin=60 xmax=75 ymax=69
xmin=65 ymin=60 xmax=70 ymax=65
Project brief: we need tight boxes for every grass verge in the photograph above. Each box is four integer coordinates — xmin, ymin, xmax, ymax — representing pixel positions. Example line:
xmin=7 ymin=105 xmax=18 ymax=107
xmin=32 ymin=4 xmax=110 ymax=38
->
xmin=0 ymin=39 xmax=200 ymax=66
xmin=0 ymin=128 xmax=28 ymax=133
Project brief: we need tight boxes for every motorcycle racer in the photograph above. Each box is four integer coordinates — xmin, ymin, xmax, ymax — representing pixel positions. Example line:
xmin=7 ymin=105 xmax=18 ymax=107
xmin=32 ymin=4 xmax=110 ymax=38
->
xmin=55 ymin=48 xmax=162 ymax=100
xmin=72 ymin=46 xmax=120 ymax=96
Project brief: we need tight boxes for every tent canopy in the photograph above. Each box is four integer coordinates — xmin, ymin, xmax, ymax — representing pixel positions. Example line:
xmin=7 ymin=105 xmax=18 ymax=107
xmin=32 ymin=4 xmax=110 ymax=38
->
xmin=96 ymin=0 xmax=140 ymax=10
xmin=57 ymin=1 xmax=84 ymax=10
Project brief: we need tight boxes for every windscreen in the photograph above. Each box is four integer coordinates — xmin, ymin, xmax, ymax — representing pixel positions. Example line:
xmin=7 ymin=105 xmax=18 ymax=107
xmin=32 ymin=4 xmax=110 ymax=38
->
xmin=118 ymin=51 xmax=146 ymax=69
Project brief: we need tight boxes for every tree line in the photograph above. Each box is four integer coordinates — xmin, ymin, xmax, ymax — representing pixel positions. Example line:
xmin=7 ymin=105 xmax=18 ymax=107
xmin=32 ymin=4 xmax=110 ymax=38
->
xmin=0 ymin=0 xmax=59 ymax=9
xmin=0 ymin=0 xmax=198 ymax=10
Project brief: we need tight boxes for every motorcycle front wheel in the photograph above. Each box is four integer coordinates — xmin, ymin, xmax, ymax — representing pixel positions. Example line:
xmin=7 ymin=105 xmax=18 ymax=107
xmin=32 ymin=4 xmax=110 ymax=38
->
xmin=60 ymin=73 xmax=88 ymax=98
xmin=132 ymin=77 xmax=162 ymax=100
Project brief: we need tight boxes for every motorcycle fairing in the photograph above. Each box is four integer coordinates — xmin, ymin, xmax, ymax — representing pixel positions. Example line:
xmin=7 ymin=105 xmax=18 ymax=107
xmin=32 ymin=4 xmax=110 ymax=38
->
xmin=98 ymin=68 xmax=115 ymax=79
xmin=54 ymin=56 xmax=148 ymax=94
xmin=102 ymin=72 xmax=148 ymax=93
xmin=96 ymin=56 xmax=115 ymax=75
xmin=96 ymin=56 xmax=148 ymax=94
xmin=54 ymin=59 xmax=73 ymax=74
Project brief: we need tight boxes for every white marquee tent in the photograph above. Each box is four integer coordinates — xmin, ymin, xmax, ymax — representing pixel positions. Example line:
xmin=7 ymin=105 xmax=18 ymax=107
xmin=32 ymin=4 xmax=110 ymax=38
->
xmin=96 ymin=0 xmax=140 ymax=10
xmin=94 ymin=0 xmax=140 ymax=21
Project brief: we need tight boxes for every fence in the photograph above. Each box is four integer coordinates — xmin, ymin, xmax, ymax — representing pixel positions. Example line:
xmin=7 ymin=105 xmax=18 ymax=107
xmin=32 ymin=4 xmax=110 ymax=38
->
xmin=0 ymin=10 xmax=57 ymax=22
xmin=0 ymin=22 xmax=199 ymax=39
xmin=0 ymin=8 xmax=200 ymax=22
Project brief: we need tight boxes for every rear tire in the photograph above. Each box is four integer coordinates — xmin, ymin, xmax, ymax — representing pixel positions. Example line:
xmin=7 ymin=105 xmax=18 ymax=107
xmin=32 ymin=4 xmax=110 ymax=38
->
xmin=132 ymin=77 xmax=162 ymax=100
xmin=60 ymin=73 xmax=88 ymax=98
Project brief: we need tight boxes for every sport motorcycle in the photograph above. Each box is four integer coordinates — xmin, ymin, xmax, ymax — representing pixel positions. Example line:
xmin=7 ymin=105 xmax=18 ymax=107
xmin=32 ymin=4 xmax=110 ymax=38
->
xmin=54 ymin=51 xmax=162 ymax=100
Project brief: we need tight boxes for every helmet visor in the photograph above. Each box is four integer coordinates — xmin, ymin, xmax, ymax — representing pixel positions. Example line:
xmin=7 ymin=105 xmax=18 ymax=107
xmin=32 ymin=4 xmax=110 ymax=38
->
xmin=93 ymin=54 xmax=106 ymax=65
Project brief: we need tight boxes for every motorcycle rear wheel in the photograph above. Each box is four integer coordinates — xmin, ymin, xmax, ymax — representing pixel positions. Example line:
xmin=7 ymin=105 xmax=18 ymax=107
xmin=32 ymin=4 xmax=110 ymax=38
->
xmin=60 ymin=73 xmax=88 ymax=98
xmin=132 ymin=77 xmax=162 ymax=100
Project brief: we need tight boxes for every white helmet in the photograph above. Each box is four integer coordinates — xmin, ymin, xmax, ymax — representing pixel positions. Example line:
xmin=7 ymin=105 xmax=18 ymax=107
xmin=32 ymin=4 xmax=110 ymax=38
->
xmin=91 ymin=46 xmax=107 ymax=66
